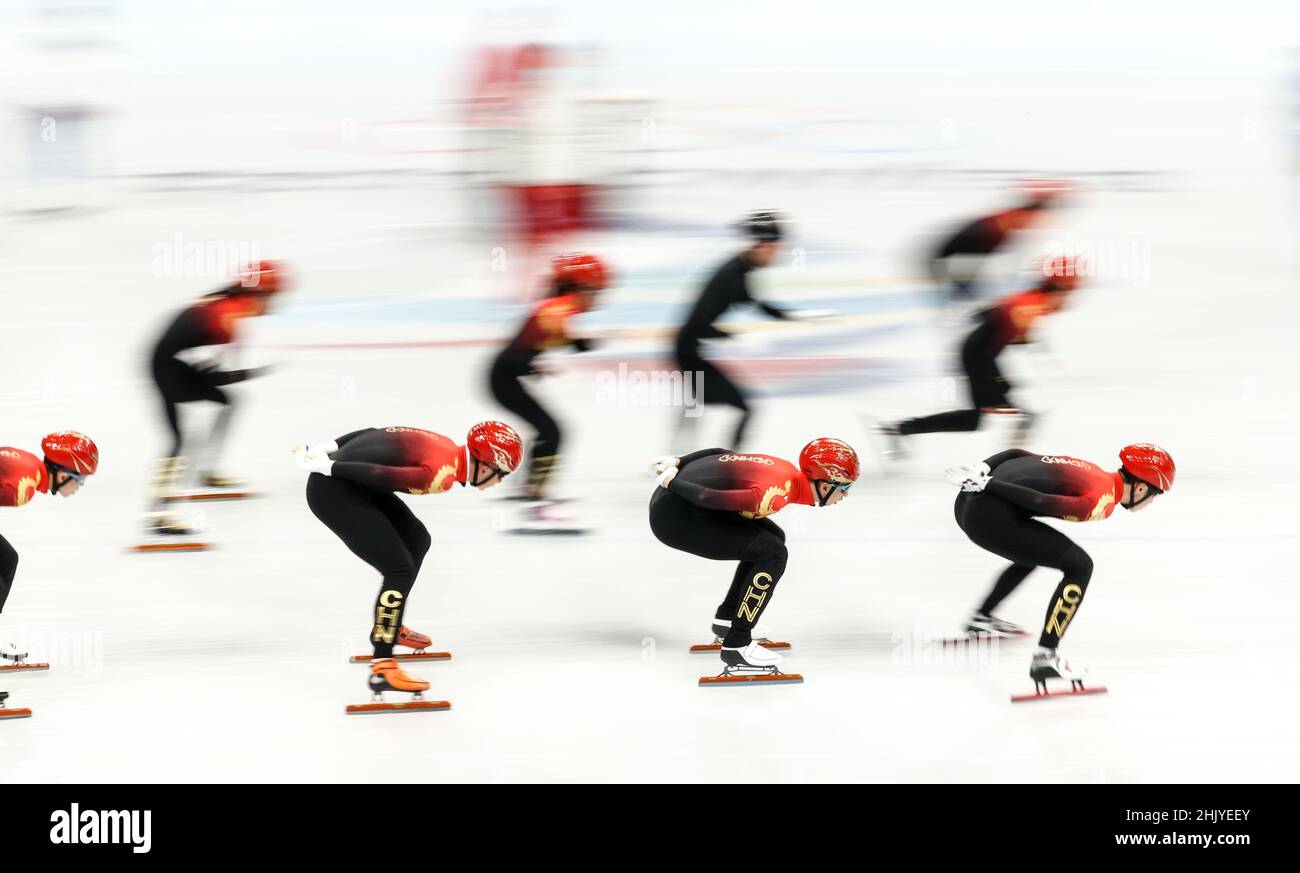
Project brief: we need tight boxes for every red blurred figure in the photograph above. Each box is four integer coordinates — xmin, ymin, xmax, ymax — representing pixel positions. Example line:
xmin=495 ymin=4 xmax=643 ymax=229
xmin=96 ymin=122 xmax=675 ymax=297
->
xmin=878 ymin=254 xmax=1085 ymax=454
xmin=928 ymin=180 xmax=1074 ymax=302
xmin=145 ymin=261 xmax=288 ymax=536
xmin=488 ymin=253 xmax=609 ymax=533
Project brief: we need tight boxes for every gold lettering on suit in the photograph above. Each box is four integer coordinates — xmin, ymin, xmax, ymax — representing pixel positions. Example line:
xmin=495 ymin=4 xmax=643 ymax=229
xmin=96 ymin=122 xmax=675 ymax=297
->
xmin=373 ymin=589 xmax=404 ymax=643
xmin=736 ymin=572 xmax=774 ymax=623
xmin=1044 ymin=583 xmax=1083 ymax=638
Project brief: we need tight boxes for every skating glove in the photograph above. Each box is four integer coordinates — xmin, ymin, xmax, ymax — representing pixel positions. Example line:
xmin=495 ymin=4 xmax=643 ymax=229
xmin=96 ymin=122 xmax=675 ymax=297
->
xmin=292 ymin=444 xmax=335 ymax=476
xmin=945 ymin=461 xmax=991 ymax=492
xmin=656 ymin=466 xmax=678 ymax=488
xmin=647 ymin=455 xmax=680 ymax=478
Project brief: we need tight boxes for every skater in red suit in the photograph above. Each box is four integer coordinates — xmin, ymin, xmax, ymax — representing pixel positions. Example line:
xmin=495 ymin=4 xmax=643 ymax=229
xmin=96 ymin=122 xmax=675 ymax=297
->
xmin=0 ymin=432 xmax=99 ymax=671
xmin=944 ymin=443 xmax=1175 ymax=691
xmin=647 ymin=438 xmax=859 ymax=674
xmin=488 ymin=252 xmax=608 ymax=532
xmin=146 ymin=260 xmax=288 ymax=535
xmin=878 ymin=254 xmax=1082 ymax=454
xmin=928 ymin=180 xmax=1071 ymax=302
xmin=294 ymin=421 xmax=522 ymax=700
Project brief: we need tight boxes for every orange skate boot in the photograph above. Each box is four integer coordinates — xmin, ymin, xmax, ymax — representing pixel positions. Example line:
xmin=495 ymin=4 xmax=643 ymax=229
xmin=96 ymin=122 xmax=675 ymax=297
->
xmin=397 ymin=626 xmax=432 ymax=652
xmin=346 ymin=658 xmax=449 ymax=715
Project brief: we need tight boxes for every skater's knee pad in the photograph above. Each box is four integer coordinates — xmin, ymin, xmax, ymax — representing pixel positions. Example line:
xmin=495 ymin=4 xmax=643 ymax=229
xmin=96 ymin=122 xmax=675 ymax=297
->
xmin=1057 ymin=544 xmax=1093 ymax=586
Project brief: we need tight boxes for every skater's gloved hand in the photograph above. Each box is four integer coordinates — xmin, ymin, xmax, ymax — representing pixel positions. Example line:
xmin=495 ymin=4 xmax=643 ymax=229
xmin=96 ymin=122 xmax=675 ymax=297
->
xmin=945 ymin=461 xmax=991 ymax=492
xmin=655 ymin=466 xmax=678 ymax=488
xmin=292 ymin=444 xmax=335 ymax=476
xmin=647 ymin=455 xmax=680 ymax=478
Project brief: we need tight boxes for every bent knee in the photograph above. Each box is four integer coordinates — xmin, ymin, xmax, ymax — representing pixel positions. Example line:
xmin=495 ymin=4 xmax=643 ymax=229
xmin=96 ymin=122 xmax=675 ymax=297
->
xmin=1058 ymin=545 xmax=1093 ymax=583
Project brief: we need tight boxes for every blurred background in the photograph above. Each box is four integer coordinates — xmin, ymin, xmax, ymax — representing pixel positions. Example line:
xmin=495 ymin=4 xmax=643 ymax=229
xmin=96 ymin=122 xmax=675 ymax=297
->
xmin=1 ymin=0 xmax=1298 ymax=781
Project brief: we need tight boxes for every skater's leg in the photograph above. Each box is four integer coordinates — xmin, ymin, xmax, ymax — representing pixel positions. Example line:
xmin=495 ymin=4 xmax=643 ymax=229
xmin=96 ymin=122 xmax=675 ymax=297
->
xmin=685 ymin=345 xmax=750 ymax=449
xmin=0 ymin=535 xmax=17 ymax=613
xmin=715 ymin=519 xmax=784 ymax=619
xmin=978 ymin=564 xmax=1034 ymax=615
xmin=196 ymin=395 xmax=236 ymax=480
xmin=305 ymin=474 xmax=417 ymax=658
xmin=151 ymin=354 xmax=190 ymax=459
xmin=373 ymin=494 xmax=431 ymax=576
xmin=1036 ymin=545 xmax=1092 ymax=649
xmin=897 ymin=335 xmax=1004 ymax=436
xmin=956 ymin=493 xmax=1093 ymax=647
xmin=650 ymin=490 xmax=787 ymax=647
xmin=490 ymin=358 xmax=561 ymax=498
xmin=897 ymin=409 xmax=981 ymax=435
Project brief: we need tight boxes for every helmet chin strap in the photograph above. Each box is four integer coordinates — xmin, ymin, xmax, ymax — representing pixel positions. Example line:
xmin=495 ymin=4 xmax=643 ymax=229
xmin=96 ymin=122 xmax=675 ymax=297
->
xmin=1121 ymin=471 xmax=1158 ymax=510
xmin=45 ymin=460 xmax=70 ymax=495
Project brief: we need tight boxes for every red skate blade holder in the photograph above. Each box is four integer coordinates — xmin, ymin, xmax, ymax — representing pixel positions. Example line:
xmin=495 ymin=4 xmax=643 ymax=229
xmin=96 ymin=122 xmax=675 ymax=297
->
xmin=349 ymin=652 xmax=452 ymax=664
xmin=0 ymin=662 xmax=50 ymax=673
xmin=689 ymin=640 xmax=791 ymax=654
xmin=165 ymin=491 xmax=259 ymax=503
xmin=128 ymin=542 xmax=213 ymax=553
xmin=0 ymin=707 xmax=33 ymax=720
xmin=345 ymin=700 xmax=451 ymax=715
xmin=699 ymin=670 xmax=804 ymax=687
xmin=1010 ymin=683 xmax=1108 ymax=703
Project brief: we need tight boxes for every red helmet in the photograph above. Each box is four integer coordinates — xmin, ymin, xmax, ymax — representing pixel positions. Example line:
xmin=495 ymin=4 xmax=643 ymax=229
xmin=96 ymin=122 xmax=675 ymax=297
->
xmin=237 ymin=260 xmax=288 ymax=294
xmin=1037 ymin=254 xmax=1084 ymax=291
xmin=799 ymin=438 xmax=859 ymax=485
xmin=466 ymin=421 xmax=523 ymax=474
xmin=1119 ymin=443 xmax=1175 ymax=492
xmin=552 ymin=252 xmax=608 ymax=291
xmin=42 ymin=431 xmax=99 ymax=476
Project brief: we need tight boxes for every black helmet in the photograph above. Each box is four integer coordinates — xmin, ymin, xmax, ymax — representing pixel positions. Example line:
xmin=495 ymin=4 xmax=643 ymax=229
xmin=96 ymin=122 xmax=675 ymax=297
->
xmin=738 ymin=210 xmax=784 ymax=243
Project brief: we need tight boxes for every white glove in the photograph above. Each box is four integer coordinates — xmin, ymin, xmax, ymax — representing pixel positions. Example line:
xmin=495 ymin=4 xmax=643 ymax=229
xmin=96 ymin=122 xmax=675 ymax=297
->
xmin=292 ymin=444 xmax=335 ymax=476
xmin=945 ymin=461 xmax=991 ymax=492
xmin=647 ymin=455 xmax=680 ymax=478
xmin=656 ymin=466 xmax=678 ymax=488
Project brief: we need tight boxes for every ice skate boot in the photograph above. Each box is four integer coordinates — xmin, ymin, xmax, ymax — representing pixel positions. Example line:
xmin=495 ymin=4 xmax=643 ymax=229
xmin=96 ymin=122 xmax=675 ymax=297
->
xmin=346 ymin=658 xmax=449 ymax=715
xmin=0 ymin=643 xmax=46 ymax=672
xmin=1011 ymin=647 xmax=1107 ymax=702
xmin=0 ymin=689 xmax=31 ymax=720
xmin=691 ymin=618 xmax=790 ymax=653
xmin=131 ymin=509 xmax=211 ymax=553
xmin=868 ymin=419 xmax=908 ymax=465
xmin=700 ymin=641 xmax=802 ymax=686
xmin=964 ymin=612 xmax=1026 ymax=639
xmin=508 ymin=499 xmax=586 ymax=535
xmin=198 ymin=472 xmax=247 ymax=489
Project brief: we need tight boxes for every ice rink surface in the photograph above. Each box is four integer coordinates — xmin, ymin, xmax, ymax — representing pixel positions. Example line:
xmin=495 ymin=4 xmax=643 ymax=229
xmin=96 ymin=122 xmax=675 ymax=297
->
xmin=2 ymin=1 xmax=1299 ymax=782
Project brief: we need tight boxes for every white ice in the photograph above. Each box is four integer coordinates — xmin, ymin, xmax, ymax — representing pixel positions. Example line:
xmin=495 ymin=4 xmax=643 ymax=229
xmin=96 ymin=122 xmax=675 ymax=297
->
xmin=0 ymin=1 xmax=1297 ymax=782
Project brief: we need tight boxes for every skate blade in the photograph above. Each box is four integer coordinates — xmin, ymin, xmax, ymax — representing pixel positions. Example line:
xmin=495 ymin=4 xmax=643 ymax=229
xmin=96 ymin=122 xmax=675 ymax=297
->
xmin=345 ymin=700 xmax=451 ymax=715
xmin=349 ymin=652 xmax=452 ymax=664
xmin=128 ymin=541 xmax=213 ymax=553
xmin=689 ymin=641 xmax=791 ymax=653
xmin=0 ymin=707 xmax=33 ymax=720
xmin=0 ymin=662 xmax=49 ymax=673
xmin=165 ymin=490 xmax=258 ymax=503
xmin=1010 ymin=684 xmax=1107 ymax=703
xmin=505 ymin=527 xmax=588 ymax=536
xmin=699 ymin=672 xmax=804 ymax=687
